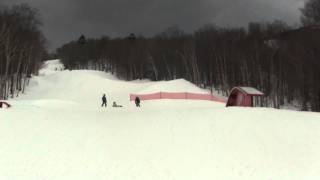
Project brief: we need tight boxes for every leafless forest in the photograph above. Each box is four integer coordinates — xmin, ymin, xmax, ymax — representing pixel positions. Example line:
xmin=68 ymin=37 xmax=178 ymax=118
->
xmin=0 ymin=4 xmax=47 ymax=100
xmin=1 ymin=0 xmax=320 ymax=111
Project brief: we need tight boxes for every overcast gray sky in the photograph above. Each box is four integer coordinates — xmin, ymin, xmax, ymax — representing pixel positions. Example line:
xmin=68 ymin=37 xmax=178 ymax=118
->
xmin=1 ymin=0 xmax=306 ymax=51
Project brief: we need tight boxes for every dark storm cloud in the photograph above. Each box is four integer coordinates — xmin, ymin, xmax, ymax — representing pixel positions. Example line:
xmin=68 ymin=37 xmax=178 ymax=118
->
xmin=1 ymin=0 xmax=306 ymax=51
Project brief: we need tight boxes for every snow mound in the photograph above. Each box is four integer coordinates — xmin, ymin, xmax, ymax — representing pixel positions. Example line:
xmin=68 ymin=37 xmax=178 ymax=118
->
xmin=137 ymin=79 xmax=209 ymax=94
xmin=19 ymin=60 xmax=219 ymax=108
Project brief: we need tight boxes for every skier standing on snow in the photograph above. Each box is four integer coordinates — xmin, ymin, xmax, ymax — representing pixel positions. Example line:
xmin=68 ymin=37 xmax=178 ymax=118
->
xmin=101 ymin=94 xmax=107 ymax=107
xmin=135 ymin=96 xmax=141 ymax=107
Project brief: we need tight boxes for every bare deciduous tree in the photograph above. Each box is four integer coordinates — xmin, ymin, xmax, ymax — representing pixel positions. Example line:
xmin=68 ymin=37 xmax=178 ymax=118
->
xmin=301 ymin=0 xmax=320 ymax=25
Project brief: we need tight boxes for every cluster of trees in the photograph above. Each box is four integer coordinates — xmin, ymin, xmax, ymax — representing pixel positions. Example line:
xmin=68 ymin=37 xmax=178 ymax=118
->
xmin=57 ymin=0 xmax=320 ymax=111
xmin=300 ymin=0 xmax=320 ymax=26
xmin=0 ymin=4 xmax=46 ymax=100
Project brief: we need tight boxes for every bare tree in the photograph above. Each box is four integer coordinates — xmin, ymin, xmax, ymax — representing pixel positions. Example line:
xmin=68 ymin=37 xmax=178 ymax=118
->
xmin=0 ymin=3 xmax=46 ymax=99
xmin=301 ymin=0 xmax=320 ymax=25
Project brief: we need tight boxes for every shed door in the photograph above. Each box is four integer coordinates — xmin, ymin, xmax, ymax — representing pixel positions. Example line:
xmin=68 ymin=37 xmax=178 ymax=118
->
xmin=243 ymin=95 xmax=253 ymax=107
xmin=236 ymin=93 xmax=244 ymax=106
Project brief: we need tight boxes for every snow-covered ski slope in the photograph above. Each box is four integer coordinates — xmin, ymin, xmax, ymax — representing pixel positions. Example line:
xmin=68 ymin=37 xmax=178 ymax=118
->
xmin=1 ymin=60 xmax=320 ymax=180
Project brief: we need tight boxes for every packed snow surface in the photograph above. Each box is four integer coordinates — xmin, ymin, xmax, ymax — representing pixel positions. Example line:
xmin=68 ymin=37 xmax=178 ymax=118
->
xmin=1 ymin=60 xmax=320 ymax=180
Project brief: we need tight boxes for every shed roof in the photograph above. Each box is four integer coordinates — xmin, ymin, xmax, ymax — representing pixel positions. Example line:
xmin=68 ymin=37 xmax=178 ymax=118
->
xmin=237 ymin=87 xmax=264 ymax=96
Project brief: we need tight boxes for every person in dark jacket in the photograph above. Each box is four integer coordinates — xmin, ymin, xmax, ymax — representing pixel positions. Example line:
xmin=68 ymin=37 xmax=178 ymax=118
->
xmin=135 ymin=96 xmax=141 ymax=107
xmin=101 ymin=94 xmax=107 ymax=107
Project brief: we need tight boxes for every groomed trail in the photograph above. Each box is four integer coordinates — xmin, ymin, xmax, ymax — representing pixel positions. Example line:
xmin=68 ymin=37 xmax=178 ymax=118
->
xmin=1 ymin=60 xmax=320 ymax=180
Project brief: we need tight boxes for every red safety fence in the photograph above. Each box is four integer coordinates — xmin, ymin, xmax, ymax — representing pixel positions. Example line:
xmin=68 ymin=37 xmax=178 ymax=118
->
xmin=130 ymin=92 xmax=226 ymax=103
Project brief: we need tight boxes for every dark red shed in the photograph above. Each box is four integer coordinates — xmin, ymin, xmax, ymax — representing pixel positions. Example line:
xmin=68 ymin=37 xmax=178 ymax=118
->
xmin=226 ymin=87 xmax=264 ymax=107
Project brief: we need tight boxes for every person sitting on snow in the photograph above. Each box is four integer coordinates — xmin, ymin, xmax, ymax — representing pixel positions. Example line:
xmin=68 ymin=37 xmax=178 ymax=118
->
xmin=112 ymin=102 xmax=123 ymax=107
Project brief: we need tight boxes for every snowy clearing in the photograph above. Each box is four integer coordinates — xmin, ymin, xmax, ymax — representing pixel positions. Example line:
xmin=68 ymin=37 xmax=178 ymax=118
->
xmin=1 ymin=60 xmax=320 ymax=180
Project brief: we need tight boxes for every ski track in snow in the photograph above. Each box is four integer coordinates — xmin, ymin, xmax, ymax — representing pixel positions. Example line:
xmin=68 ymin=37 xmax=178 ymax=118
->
xmin=1 ymin=60 xmax=320 ymax=180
